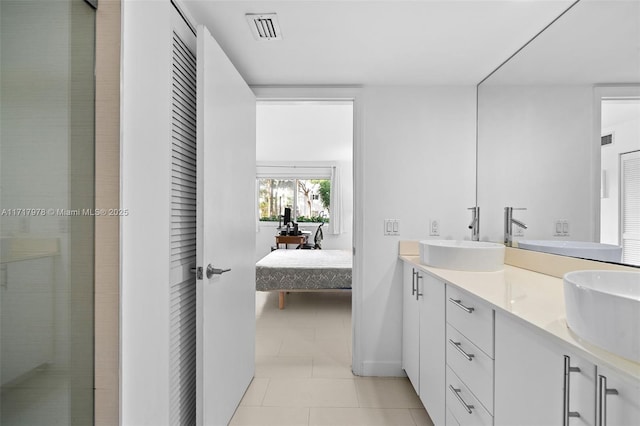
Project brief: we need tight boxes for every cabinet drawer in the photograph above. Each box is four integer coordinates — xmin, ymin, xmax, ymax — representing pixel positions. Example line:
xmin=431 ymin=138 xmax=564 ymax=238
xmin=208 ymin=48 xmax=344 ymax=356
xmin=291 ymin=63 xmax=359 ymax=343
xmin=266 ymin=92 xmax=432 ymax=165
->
xmin=446 ymin=367 xmax=493 ymax=426
xmin=446 ymin=285 xmax=494 ymax=357
xmin=446 ymin=324 xmax=494 ymax=414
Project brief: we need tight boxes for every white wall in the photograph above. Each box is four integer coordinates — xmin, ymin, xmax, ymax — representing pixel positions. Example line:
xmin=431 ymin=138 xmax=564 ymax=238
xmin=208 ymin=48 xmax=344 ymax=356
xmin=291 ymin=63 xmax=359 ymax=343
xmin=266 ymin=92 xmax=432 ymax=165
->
xmin=121 ymin=1 xmax=173 ymax=424
xmin=358 ymin=86 xmax=477 ymax=375
xmin=477 ymin=85 xmax=595 ymax=244
xmin=601 ymin=104 xmax=640 ymax=244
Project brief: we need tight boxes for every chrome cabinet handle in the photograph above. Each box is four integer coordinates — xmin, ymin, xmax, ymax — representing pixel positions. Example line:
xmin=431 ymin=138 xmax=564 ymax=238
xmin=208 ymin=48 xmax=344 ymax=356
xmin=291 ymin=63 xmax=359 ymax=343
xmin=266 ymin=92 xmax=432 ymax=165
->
xmin=563 ymin=356 xmax=581 ymax=425
xmin=449 ymin=339 xmax=475 ymax=361
xmin=449 ymin=297 xmax=475 ymax=313
xmin=411 ymin=269 xmax=416 ymax=296
xmin=415 ymin=272 xmax=423 ymax=300
xmin=449 ymin=385 xmax=474 ymax=414
xmin=598 ymin=375 xmax=618 ymax=426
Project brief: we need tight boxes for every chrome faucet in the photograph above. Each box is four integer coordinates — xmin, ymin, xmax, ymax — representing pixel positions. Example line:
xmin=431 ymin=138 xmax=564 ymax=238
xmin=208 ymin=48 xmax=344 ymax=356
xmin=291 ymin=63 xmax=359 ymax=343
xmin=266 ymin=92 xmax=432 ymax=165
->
xmin=468 ymin=206 xmax=480 ymax=241
xmin=504 ymin=207 xmax=527 ymax=247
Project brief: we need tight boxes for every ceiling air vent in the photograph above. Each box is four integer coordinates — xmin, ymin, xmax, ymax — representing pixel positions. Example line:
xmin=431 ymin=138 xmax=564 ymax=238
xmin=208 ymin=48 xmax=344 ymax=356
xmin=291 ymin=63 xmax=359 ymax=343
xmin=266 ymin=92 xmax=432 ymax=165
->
xmin=246 ymin=13 xmax=282 ymax=41
xmin=601 ymin=133 xmax=614 ymax=147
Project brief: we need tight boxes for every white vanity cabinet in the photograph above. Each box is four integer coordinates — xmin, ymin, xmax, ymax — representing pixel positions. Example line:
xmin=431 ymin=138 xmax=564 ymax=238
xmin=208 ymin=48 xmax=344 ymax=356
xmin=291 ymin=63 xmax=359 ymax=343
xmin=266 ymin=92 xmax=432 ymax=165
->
xmin=402 ymin=263 xmax=420 ymax=392
xmin=401 ymin=254 xmax=640 ymax=426
xmin=417 ymin=270 xmax=446 ymax=426
xmin=445 ymin=285 xmax=495 ymax=425
xmin=401 ymin=262 xmax=446 ymax=426
xmin=495 ymin=311 xmax=596 ymax=426
xmin=595 ymin=365 xmax=640 ymax=426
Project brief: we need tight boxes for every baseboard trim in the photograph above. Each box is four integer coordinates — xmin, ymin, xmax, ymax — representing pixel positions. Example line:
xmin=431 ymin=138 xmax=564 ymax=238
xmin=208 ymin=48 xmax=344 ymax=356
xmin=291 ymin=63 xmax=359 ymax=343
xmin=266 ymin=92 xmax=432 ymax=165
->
xmin=357 ymin=360 xmax=405 ymax=377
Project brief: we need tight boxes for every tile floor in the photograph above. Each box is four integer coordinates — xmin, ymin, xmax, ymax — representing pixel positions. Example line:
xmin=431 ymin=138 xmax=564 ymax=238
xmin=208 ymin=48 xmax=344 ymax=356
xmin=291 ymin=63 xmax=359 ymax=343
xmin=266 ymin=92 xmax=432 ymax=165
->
xmin=230 ymin=291 xmax=434 ymax=426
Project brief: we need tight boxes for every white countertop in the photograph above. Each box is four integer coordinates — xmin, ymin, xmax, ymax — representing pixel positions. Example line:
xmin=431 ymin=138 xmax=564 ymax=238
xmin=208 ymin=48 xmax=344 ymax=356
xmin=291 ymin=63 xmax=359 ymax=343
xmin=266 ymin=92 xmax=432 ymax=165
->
xmin=400 ymin=255 xmax=640 ymax=381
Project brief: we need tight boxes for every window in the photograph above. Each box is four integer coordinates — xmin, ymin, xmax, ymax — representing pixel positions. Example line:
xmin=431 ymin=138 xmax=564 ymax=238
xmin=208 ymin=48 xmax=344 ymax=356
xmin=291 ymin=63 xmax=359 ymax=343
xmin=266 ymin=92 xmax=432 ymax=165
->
xmin=256 ymin=163 xmax=342 ymax=235
xmin=258 ymin=178 xmax=330 ymax=223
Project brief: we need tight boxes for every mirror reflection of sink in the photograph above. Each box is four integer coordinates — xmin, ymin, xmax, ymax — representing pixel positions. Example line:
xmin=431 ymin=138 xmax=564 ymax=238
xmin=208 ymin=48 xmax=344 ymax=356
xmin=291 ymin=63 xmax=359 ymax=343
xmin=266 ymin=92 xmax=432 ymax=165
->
xmin=419 ymin=240 xmax=505 ymax=272
xmin=517 ymin=240 xmax=622 ymax=263
xmin=564 ymin=270 xmax=640 ymax=363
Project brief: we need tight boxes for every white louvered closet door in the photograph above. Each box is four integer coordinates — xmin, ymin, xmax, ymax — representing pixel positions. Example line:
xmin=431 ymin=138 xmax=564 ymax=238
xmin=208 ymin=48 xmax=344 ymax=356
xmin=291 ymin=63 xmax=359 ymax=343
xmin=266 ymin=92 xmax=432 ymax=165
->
xmin=621 ymin=150 xmax=640 ymax=265
xmin=169 ymin=9 xmax=197 ymax=426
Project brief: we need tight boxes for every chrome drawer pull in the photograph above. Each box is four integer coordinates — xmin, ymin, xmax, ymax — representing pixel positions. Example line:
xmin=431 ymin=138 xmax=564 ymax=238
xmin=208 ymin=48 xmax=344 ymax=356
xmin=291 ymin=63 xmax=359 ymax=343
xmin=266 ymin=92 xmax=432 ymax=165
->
xmin=449 ymin=385 xmax=474 ymax=414
xmin=416 ymin=272 xmax=423 ymax=300
xmin=411 ymin=269 xmax=416 ymax=296
xmin=449 ymin=339 xmax=475 ymax=361
xmin=598 ymin=375 xmax=619 ymax=426
xmin=449 ymin=297 xmax=475 ymax=313
xmin=563 ymin=355 xmax=581 ymax=425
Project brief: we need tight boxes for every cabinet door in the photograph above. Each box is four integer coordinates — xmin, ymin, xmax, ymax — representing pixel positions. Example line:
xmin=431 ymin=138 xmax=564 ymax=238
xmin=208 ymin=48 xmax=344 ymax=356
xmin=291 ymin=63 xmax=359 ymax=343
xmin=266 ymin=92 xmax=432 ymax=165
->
xmin=597 ymin=365 xmax=640 ymax=426
xmin=418 ymin=272 xmax=446 ymax=426
xmin=402 ymin=263 xmax=420 ymax=393
xmin=495 ymin=312 xmax=595 ymax=426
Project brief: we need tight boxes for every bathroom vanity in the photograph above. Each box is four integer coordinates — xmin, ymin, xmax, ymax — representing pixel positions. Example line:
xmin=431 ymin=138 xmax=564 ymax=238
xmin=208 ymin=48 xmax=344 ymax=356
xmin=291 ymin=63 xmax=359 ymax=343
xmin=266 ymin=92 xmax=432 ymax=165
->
xmin=400 ymin=242 xmax=640 ymax=426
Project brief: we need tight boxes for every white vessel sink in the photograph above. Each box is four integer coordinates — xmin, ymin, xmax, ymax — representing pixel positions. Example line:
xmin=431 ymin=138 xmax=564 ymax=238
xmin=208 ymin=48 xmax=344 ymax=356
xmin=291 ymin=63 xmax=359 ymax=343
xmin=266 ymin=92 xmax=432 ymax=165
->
xmin=518 ymin=240 xmax=622 ymax=263
xmin=564 ymin=270 xmax=640 ymax=362
xmin=419 ymin=240 xmax=505 ymax=272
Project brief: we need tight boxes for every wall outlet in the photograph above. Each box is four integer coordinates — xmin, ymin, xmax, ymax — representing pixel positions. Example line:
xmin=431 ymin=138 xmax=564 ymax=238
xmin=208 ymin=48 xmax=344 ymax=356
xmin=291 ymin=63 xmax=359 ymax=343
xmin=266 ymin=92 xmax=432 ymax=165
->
xmin=430 ymin=219 xmax=440 ymax=236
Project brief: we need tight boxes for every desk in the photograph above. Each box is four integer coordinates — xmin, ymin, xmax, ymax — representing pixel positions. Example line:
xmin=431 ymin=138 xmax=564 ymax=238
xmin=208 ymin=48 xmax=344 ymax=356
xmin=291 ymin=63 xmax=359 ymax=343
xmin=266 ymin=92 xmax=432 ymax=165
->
xmin=275 ymin=235 xmax=307 ymax=249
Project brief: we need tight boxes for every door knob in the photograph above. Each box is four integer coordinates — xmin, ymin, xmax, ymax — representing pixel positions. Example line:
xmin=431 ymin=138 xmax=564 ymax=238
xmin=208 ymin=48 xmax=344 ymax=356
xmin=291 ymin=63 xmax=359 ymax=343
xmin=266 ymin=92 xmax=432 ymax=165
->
xmin=206 ymin=264 xmax=231 ymax=278
xmin=190 ymin=264 xmax=231 ymax=279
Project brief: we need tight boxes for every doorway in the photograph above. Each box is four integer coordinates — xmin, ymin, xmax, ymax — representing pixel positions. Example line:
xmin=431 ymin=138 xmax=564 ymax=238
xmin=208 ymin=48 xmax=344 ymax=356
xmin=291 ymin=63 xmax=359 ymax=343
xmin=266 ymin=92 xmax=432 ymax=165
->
xmin=255 ymin=100 xmax=354 ymax=260
xmin=253 ymin=96 xmax=358 ymax=371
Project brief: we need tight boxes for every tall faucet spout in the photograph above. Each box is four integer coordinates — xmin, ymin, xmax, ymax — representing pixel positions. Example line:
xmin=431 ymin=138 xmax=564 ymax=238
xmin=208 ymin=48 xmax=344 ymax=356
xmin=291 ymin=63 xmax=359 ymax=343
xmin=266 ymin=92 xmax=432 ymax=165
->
xmin=511 ymin=218 xmax=527 ymax=229
xmin=467 ymin=206 xmax=480 ymax=241
xmin=504 ymin=207 xmax=527 ymax=246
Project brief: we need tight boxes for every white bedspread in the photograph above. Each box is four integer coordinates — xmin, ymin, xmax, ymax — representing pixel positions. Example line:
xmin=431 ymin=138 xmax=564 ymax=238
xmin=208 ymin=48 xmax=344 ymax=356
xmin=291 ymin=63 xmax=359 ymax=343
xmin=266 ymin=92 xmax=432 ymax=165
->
xmin=255 ymin=249 xmax=352 ymax=291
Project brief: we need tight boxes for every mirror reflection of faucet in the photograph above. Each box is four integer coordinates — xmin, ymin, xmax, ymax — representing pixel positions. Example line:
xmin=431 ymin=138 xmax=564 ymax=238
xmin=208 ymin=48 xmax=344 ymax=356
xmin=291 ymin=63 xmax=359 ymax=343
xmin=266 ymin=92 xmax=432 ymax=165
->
xmin=504 ymin=207 xmax=527 ymax=247
xmin=467 ymin=206 xmax=480 ymax=241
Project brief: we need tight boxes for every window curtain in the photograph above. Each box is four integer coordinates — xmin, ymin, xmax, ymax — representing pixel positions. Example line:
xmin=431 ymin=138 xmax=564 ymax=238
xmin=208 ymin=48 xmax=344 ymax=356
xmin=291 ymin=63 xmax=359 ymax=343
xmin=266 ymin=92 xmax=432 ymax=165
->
xmin=328 ymin=165 xmax=342 ymax=235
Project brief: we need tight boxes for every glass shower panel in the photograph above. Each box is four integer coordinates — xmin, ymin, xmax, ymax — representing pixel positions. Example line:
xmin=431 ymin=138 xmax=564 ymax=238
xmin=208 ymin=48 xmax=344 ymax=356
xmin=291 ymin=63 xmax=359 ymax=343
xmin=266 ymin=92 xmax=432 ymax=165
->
xmin=0 ymin=1 xmax=95 ymax=424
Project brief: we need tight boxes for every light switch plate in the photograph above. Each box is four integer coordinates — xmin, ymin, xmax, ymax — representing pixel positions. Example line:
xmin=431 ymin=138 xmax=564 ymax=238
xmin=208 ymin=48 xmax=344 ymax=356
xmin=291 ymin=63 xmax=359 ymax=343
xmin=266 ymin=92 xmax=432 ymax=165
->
xmin=384 ymin=219 xmax=400 ymax=236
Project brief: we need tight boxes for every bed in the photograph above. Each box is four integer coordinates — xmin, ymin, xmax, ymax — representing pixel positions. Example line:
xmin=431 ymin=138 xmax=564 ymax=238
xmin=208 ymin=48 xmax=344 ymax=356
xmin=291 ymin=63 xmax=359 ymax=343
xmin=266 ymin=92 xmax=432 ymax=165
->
xmin=255 ymin=249 xmax=352 ymax=309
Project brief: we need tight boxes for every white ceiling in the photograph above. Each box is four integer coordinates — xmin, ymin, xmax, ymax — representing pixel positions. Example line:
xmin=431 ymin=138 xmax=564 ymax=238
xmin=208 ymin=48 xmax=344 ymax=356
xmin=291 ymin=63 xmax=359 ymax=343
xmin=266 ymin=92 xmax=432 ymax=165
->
xmin=484 ymin=0 xmax=640 ymax=85
xmin=181 ymin=0 xmax=576 ymax=86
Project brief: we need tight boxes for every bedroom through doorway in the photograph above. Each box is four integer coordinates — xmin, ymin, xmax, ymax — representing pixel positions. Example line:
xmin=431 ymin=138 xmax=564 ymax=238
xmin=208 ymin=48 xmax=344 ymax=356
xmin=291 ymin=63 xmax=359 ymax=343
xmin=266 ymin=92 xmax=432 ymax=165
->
xmin=253 ymin=99 xmax=355 ymax=376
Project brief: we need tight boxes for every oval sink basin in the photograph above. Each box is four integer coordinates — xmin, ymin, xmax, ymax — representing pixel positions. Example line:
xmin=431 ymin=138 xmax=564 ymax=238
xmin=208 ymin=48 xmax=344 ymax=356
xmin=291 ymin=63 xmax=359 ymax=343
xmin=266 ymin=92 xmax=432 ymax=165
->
xmin=564 ymin=270 xmax=640 ymax=362
xmin=518 ymin=240 xmax=622 ymax=263
xmin=419 ymin=240 xmax=505 ymax=272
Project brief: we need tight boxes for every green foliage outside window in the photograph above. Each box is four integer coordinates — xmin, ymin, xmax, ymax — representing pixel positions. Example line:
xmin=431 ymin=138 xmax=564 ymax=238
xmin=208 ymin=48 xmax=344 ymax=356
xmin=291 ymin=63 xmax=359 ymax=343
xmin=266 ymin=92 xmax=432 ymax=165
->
xmin=258 ymin=177 xmax=330 ymax=223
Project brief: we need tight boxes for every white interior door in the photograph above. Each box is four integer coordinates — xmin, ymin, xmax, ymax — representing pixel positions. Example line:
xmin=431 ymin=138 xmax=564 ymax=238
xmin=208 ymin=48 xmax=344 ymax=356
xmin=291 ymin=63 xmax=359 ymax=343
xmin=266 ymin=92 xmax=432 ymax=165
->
xmin=620 ymin=150 xmax=640 ymax=265
xmin=196 ymin=24 xmax=256 ymax=426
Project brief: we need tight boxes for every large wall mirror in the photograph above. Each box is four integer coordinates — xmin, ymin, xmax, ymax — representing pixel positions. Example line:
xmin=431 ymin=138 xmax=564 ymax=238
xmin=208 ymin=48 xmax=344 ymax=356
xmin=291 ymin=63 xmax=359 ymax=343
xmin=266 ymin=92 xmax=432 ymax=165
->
xmin=477 ymin=0 xmax=640 ymax=266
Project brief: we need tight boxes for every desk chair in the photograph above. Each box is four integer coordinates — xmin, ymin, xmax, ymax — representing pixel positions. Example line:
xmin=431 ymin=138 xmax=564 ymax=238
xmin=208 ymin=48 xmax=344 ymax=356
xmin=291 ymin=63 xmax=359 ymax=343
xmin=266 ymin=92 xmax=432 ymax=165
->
xmin=300 ymin=223 xmax=323 ymax=250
